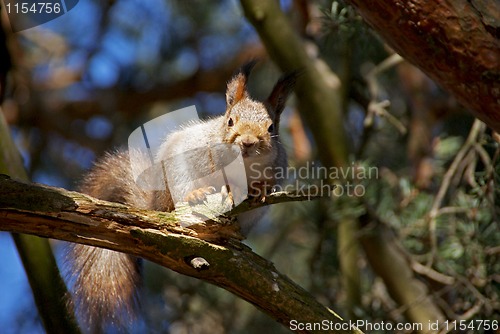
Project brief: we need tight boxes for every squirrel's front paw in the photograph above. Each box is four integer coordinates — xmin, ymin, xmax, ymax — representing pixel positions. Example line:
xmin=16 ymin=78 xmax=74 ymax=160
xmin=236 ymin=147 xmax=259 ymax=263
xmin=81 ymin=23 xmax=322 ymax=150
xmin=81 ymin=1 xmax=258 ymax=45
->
xmin=184 ymin=186 xmax=216 ymax=205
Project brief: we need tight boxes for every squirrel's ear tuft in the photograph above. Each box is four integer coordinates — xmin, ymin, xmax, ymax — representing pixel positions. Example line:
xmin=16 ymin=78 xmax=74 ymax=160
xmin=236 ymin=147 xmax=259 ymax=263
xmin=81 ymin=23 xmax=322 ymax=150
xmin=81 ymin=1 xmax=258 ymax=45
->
xmin=226 ymin=61 xmax=257 ymax=108
xmin=267 ymin=69 xmax=300 ymax=116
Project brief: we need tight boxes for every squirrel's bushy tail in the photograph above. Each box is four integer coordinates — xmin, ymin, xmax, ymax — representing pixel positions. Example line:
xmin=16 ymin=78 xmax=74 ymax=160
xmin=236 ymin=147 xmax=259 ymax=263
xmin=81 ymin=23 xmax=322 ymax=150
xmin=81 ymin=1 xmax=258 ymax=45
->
xmin=66 ymin=244 xmax=141 ymax=331
xmin=65 ymin=150 xmax=146 ymax=332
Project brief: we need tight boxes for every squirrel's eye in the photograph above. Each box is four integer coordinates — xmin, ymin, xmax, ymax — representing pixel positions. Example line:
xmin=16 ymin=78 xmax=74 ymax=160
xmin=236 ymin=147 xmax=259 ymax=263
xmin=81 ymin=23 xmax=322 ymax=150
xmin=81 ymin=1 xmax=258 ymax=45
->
xmin=268 ymin=124 xmax=274 ymax=133
xmin=228 ymin=118 xmax=234 ymax=127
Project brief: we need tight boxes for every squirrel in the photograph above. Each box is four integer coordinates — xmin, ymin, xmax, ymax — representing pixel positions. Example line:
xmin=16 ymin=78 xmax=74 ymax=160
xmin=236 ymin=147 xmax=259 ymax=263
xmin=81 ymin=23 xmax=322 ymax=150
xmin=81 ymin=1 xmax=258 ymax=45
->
xmin=65 ymin=61 xmax=298 ymax=332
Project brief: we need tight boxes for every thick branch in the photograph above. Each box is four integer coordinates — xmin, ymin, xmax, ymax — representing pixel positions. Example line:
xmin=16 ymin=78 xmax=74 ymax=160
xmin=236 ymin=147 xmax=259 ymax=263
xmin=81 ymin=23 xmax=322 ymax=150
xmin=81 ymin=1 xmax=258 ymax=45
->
xmin=0 ymin=175 xmax=361 ymax=334
xmin=347 ymin=0 xmax=500 ymax=132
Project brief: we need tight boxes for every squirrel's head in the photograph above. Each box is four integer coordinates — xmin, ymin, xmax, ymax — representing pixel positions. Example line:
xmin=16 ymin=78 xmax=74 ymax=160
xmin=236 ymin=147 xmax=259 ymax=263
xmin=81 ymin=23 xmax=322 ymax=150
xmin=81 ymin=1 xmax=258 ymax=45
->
xmin=222 ymin=61 xmax=298 ymax=159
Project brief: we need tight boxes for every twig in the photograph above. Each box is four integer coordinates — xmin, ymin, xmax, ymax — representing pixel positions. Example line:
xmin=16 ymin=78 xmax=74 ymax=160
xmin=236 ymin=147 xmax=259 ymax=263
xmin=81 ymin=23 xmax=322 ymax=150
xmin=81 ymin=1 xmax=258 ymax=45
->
xmin=427 ymin=119 xmax=485 ymax=265
xmin=411 ymin=261 xmax=455 ymax=285
xmin=363 ymin=53 xmax=406 ymax=134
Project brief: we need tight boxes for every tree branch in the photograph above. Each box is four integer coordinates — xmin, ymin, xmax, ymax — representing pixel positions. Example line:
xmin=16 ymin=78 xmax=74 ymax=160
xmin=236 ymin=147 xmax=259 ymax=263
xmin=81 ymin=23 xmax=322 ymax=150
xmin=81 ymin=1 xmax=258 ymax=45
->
xmin=0 ymin=175 xmax=362 ymax=334
xmin=347 ymin=0 xmax=500 ymax=132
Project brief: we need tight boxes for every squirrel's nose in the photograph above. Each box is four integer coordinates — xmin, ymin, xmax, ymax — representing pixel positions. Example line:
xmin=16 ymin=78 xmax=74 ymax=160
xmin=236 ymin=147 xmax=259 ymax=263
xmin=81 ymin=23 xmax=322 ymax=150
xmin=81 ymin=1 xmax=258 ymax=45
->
xmin=241 ymin=136 xmax=258 ymax=148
